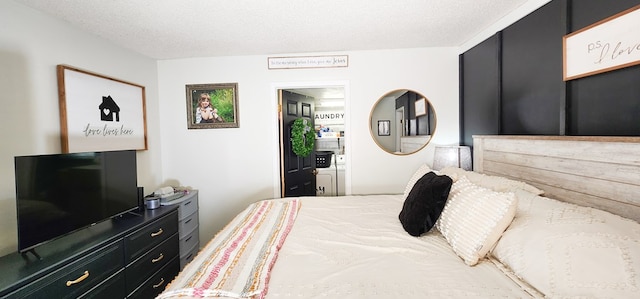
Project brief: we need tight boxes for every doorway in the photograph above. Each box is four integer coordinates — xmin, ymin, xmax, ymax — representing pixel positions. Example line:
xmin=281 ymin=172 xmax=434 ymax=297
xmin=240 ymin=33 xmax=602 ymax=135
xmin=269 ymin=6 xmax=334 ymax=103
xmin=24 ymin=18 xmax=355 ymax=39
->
xmin=271 ymin=82 xmax=349 ymax=198
xmin=279 ymin=90 xmax=316 ymax=197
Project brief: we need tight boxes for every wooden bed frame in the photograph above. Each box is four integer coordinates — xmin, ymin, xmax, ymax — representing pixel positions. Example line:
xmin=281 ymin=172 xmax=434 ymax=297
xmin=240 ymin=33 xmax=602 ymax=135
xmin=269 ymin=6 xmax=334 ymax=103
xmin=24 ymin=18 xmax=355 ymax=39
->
xmin=473 ymin=135 xmax=640 ymax=223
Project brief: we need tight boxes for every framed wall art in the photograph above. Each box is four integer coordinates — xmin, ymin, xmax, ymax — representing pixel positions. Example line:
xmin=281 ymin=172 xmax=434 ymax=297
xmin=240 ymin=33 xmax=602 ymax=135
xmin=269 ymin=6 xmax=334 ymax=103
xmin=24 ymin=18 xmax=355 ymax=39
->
xmin=563 ymin=5 xmax=640 ymax=81
xmin=414 ymin=97 xmax=427 ymax=117
xmin=57 ymin=65 xmax=147 ymax=153
xmin=378 ymin=120 xmax=391 ymax=136
xmin=267 ymin=55 xmax=349 ymax=69
xmin=186 ymin=83 xmax=239 ymax=129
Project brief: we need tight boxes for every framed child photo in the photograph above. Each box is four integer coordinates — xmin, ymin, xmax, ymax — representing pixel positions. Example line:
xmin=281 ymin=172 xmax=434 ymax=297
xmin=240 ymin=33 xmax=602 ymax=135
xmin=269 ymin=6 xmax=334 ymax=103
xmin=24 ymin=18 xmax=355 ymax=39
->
xmin=186 ymin=83 xmax=239 ymax=129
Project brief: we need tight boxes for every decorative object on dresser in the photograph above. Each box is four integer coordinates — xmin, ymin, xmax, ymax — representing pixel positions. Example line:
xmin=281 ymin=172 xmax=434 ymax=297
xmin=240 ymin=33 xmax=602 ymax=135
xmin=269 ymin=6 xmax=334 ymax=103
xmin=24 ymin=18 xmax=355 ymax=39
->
xmin=161 ymin=190 xmax=200 ymax=269
xmin=0 ymin=205 xmax=180 ymax=298
xmin=145 ymin=196 xmax=162 ymax=210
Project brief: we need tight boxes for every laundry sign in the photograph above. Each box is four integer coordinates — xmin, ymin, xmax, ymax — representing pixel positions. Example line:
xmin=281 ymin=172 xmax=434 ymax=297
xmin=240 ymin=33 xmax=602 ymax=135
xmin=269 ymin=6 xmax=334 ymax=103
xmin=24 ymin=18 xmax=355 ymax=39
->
xmin=315 ymin=111 xmax=344 ymax=125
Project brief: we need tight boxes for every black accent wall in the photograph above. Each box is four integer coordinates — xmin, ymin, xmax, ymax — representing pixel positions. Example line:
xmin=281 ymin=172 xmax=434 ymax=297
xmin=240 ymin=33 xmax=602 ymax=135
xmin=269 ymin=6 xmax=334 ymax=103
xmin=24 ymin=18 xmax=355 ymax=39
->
xmin=460 ymin=0 xmax=640 ymax=145
xmin=460 ymin=34 xmax=501 ymax=147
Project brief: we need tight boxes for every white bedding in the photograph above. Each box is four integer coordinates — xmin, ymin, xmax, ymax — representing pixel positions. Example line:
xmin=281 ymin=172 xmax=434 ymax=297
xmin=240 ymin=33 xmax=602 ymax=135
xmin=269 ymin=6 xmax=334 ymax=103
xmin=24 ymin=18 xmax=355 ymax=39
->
xmin=267 ymin=195 xmax=533 ymax=298
xmin=162 ymin=194 xmax=535 ymax=298
xmin=160 ymin=163 xmax=640 ymax=299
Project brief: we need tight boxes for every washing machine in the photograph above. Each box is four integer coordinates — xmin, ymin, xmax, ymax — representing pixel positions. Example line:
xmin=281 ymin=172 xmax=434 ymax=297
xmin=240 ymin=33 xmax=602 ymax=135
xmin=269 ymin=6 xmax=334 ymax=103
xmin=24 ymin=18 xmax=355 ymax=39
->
xmin=316 ymin=154 xmax=345 ymax=196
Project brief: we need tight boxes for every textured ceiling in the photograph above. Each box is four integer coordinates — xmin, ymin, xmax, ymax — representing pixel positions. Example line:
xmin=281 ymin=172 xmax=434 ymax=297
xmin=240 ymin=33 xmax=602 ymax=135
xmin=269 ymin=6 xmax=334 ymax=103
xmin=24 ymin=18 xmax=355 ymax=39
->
xmin=14 ymin=0 xmax=529 ymax=60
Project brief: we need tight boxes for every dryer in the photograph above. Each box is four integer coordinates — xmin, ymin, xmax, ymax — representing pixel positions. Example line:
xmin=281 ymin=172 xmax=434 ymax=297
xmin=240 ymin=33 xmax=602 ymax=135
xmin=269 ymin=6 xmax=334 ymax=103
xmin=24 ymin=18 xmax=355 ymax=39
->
xmin=316 ymin=154 xmax=345 ymax=196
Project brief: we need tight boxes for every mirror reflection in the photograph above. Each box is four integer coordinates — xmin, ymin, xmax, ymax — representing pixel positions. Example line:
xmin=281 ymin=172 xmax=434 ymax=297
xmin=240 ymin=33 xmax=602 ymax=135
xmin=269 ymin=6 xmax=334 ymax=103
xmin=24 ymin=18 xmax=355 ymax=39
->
xmin=369 ymin=89 xmax=436 ymax=155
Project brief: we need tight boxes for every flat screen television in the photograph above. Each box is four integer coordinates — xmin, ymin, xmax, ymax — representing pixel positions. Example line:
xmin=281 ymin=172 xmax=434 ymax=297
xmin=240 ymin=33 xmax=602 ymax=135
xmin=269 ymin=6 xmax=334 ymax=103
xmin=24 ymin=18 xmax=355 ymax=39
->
xmin=14 ymin=150 xmax=138 ymax=253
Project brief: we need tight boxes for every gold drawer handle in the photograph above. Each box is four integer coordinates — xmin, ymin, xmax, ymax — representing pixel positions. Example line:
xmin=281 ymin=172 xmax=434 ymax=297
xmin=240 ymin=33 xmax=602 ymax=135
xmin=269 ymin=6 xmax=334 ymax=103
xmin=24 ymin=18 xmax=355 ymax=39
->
xmin=66 ymin=271 xmax=89 ymax=287
xmin=152 ymin=253 xmax=164 ymax=263
xmin=153 ymin=277 xmax=165 ymax=289
xmin=150 ymin=228 xmax=163 ymax=237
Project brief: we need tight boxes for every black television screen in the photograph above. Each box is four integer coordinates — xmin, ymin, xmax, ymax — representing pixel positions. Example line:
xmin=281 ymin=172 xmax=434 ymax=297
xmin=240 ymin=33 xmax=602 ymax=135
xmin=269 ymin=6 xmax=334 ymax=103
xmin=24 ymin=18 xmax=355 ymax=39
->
xmin=14 ymin=150 xmax=138 ymax=252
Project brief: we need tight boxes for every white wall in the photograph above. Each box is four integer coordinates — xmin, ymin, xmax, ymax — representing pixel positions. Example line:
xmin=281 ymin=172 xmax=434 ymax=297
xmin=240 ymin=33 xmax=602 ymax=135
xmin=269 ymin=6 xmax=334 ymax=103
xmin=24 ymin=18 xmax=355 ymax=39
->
xmin=0 ymin=1 xmax=162 ymax=256
xmin=157 ymin=47 xmax=460 ymax=244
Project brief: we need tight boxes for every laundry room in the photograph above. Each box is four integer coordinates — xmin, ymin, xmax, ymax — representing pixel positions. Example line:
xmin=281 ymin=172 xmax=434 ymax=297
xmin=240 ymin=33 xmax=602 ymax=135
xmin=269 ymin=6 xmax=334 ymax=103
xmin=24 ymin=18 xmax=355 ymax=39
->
xmin=314 ymin=99 xmax=345 ymax=196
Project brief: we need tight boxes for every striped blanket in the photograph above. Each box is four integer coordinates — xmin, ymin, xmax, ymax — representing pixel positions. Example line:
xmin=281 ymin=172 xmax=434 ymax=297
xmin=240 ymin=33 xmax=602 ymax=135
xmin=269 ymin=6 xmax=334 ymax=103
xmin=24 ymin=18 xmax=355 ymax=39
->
xmin=158 ymin=199 xmax=300 ymax=299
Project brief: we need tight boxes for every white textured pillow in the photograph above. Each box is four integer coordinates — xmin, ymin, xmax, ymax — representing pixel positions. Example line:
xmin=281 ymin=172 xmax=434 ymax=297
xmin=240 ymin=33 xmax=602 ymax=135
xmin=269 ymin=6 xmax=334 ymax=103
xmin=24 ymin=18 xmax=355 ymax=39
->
xmin=491 ymin=191 xmax=640 ymax=298
xmin=402 ymin=164 xmax=432 ymax=201
xmin=439 ymin=166 xmax=544 ymax=195
xmin=436 ymin=176 xmax=517 ymax=266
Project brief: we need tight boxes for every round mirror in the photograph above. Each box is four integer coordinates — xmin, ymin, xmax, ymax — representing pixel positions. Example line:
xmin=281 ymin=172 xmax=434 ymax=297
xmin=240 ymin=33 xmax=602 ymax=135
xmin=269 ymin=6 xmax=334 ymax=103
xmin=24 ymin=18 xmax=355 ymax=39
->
xmin=369 ymin=89 xmax=437 ymax=155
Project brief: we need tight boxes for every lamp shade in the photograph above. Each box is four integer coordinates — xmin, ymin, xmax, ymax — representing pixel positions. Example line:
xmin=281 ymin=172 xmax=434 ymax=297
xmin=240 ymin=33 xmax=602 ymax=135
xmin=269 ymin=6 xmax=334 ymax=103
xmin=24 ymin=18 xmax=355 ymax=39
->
xmin=433 ymin=146 xmax=472 ymax=171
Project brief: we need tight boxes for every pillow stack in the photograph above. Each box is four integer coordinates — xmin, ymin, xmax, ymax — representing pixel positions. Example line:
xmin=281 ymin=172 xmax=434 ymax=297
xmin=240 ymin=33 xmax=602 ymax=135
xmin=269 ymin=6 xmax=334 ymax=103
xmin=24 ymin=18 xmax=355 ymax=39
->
xmin=399 ymin=164 xmax=520 ymax=266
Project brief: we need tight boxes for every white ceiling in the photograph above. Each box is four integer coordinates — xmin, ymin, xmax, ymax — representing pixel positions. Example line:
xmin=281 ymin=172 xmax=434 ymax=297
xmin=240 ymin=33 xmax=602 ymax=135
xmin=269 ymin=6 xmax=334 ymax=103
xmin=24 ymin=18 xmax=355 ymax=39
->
xmin=14 ymin=0 xmax=530 ymax=60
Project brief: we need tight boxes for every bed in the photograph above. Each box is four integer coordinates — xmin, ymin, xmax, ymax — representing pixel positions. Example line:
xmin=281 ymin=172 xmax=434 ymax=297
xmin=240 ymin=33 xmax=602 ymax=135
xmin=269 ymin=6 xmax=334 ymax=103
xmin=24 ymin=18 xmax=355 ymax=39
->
xmin=158 ymin=135 xmax=640 ymax=298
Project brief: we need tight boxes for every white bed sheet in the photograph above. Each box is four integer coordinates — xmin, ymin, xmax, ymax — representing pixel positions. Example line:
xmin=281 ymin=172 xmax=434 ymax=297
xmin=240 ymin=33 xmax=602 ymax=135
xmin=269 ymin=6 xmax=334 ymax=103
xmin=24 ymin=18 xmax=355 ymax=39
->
xmin=264 ymin=194 xmax=534 ymax=298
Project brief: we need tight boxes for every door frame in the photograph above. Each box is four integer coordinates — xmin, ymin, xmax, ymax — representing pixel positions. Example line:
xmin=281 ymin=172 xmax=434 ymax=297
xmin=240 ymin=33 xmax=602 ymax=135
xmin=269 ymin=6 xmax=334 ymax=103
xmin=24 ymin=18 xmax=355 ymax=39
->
xmin=395 ymin=107 xmax=404 ymax=152
xmin=270 ymin=81 xmax=351 ymax=199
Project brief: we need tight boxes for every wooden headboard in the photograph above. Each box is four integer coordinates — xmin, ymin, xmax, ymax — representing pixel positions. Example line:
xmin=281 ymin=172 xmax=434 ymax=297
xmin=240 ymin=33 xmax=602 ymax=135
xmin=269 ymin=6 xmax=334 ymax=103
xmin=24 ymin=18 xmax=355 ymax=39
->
xmin=473 ymin=135 xmax=640 ymax=223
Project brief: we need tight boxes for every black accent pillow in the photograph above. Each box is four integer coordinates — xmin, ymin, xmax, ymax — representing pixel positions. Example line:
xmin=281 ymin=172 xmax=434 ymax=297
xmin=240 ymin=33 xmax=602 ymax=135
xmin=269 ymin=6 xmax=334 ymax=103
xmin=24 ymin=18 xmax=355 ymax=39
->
xmin=399 ymin=171 xmax=453 ymax=236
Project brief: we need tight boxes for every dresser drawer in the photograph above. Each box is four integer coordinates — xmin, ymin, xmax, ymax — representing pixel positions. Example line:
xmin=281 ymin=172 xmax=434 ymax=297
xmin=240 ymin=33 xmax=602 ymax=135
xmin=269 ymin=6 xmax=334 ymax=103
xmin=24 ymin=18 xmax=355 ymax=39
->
xmin=124 ymin=211 xmax=178 ymax=262
xmin=179 ymin=211 xmax=198 ymax=238
xmin=176 ymin=194 xmax=198 ymax=220
xmin=125 ymin=233 xmax=179 ymax=294
xmin=77 ymin=269 xmax=126 ymax=299
xmin=128 ymin=257 xmax=179 ymax=299
xmin=8 ymin=240 xmax=124 ymax=299
xmin=180 ymin=242 xmax=200 ymax=269
xmin=179 ymin=228 xmax=199 ymax=255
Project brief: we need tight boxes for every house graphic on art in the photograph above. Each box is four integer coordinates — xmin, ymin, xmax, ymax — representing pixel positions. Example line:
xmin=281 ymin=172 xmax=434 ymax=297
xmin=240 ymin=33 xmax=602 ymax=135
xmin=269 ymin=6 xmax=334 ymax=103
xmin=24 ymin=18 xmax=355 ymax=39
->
xmin=99 ymin=95 xmax=120 ymax=121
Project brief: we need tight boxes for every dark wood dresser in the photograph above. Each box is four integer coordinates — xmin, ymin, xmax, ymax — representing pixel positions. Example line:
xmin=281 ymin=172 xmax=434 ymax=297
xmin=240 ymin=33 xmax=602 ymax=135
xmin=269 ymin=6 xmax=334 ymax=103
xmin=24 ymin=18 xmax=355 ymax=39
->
xmin=0 ymin=205 xmax=180 ymax=299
